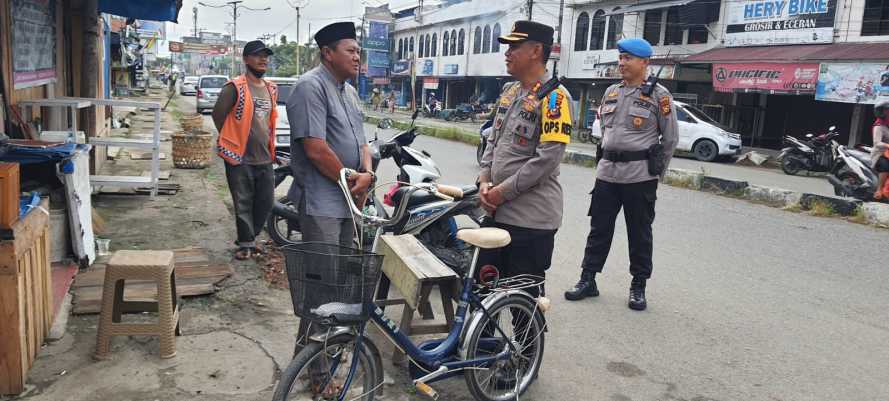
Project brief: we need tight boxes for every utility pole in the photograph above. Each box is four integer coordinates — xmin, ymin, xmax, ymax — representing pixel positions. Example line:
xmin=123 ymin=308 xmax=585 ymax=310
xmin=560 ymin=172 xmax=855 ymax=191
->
xmin=199 ymin=1 xmax=270 ymax=77
xmin=286 ymin=1 xmax=308 ymax=76
xmin=527 ymin=0 xmax=533 ymax=19
xmin=552 ymin=0 xmax=564 ymax=77
xmin=410 ymin=0 xmax=423 ymax=111
xmin=192 ymin=6 xmax=198 ymax=37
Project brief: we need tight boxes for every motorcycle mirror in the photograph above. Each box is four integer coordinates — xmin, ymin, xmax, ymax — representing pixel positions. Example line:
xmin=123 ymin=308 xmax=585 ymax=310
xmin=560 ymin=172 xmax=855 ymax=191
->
xmin=412 ymin=110 xmax=420 ymax=120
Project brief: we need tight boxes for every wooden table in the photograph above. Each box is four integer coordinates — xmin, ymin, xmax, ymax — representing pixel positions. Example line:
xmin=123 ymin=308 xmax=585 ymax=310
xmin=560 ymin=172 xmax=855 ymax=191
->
xmin=0 ymin=199 xmax=53 ymax=395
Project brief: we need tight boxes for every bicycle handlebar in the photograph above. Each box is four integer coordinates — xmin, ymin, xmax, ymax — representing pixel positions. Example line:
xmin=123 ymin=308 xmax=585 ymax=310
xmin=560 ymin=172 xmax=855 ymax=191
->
xmin=338 ymin=168 xmax=456 ymax=228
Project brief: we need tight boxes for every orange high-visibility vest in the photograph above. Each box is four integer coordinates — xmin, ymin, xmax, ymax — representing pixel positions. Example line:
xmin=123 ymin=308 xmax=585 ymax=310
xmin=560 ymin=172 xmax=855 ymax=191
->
xmin=217 ymin=75 xmax=278 ymax=165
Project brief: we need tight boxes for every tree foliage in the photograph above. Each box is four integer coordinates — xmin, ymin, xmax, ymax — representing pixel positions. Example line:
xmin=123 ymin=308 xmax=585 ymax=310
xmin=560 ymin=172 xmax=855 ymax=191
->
xmin=268 ymin=42 xmax=319 ymax=77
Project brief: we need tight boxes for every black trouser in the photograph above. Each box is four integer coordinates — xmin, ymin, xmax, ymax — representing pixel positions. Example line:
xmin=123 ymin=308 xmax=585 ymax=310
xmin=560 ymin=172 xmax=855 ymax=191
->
xmin=581 ymin=179 xmax=658 ymax=280
xmin=477 ymin=220 xmax=557 ymax=298
xmin=224 ymin=162 xmax=275 ymax=248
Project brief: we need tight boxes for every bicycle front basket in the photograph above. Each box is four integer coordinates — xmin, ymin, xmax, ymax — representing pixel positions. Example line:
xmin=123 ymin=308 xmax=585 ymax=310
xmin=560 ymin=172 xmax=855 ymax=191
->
xmin=283 ymin=242 xmax=384 ymax=324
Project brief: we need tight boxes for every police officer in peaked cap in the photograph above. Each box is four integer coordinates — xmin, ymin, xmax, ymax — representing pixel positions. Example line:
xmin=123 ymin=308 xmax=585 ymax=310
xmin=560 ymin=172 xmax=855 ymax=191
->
xmin=564 ymin=38 xmax=678 ymax=311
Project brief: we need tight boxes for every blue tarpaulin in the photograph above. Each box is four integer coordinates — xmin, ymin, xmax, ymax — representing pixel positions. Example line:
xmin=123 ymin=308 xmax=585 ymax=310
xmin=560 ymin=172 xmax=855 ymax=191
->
xmin=0 ymin=143 xmax=87 ymax=167
xmin=98 ymin=0 xmax=182 ymax=23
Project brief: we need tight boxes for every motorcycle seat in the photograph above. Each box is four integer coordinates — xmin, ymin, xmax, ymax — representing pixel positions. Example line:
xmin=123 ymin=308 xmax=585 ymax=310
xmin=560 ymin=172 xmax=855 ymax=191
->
xmin=390 ymin=187 xmax=444 ymax=209
xmin=462 ymin=185 xmax=479 ymax=197
xmin=849 ymin=150 xmax=872 ymax=167
xmin=456 ymin=228 xmax=511 ymax=249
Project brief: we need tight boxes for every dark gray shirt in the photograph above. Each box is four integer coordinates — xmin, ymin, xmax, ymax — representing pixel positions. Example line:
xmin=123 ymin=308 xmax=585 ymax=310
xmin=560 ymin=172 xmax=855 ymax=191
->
xmin=286 ymin=65 xmax=367 ymax=219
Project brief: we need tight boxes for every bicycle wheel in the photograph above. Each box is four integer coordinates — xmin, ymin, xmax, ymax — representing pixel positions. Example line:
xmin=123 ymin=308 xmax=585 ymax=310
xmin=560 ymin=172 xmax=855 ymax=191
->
xmin=267 ymin=197 xmax=302 ymax=247
xmin=464 ymin=295 xmax=546 ymax=401
xmin=273 ymin=335 xmax=382 ymax=401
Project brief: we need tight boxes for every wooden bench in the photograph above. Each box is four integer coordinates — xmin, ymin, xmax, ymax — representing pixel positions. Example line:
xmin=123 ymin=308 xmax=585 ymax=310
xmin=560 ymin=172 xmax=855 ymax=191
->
xmin=375 ymin=235 xmax=459 ymax=364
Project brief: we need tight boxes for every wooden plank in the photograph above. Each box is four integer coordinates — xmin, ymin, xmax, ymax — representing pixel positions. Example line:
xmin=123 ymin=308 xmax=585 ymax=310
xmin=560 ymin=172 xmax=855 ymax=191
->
xmin=73 ymin=264 xmax=232 ymax=288
xmin=0 ymin=274 xmax=25 ymax=395
xmin=377 ymin=235 xmax=456 ymax=310
xmin=0 ymin=200 xmax=50 ymax=274
xmin=72 ymin=283 xmax=218 ymax=315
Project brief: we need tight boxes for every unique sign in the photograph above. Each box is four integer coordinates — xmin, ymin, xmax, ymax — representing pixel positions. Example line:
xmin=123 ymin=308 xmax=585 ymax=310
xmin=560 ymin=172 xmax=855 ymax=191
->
xmin=724 ymin=0 xmax=836 ymax=46
xmin=816 ymin=63 xmax=889 ymax=104
xmin=713 ymin=63 xmax=819 ymax=93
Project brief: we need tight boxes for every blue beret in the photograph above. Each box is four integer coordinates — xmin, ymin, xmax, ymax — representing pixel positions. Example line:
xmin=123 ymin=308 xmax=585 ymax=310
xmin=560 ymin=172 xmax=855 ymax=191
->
xmin=617 ymin=38 xmax=653 ymax=58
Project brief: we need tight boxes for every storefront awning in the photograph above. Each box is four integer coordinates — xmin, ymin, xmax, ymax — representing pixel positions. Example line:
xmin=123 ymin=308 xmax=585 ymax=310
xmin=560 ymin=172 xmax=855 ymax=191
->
xmin=605 ymin=0 xmax=696 ymax=15
xmin=98 ymin=0 xmax=183 ymax=23
xmin=682 ymin=42 xmax=889 ymax=64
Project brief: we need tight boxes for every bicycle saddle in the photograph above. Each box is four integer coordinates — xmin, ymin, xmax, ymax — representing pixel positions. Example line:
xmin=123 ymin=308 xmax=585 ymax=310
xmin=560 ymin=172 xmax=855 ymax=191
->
xmin=456 ymin=228 xmax=511 ymax=249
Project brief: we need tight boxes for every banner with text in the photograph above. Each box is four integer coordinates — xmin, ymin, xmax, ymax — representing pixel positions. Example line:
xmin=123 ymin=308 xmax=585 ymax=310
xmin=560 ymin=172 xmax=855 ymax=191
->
xmin=713 ymin=63 xmax=819 ymax=93
xmin=12 ymin=0 xmax=56 ymax=89
xmin=815 ymin=63 xmax=889 ymax=104
xmin=724 ymin=0 xmax=836 ymax=47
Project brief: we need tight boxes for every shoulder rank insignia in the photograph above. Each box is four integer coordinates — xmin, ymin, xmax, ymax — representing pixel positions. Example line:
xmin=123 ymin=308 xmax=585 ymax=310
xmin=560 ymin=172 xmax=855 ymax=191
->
xmin=660 ymin=96 xmax=672 ymax=116
xmin=607 ymin=91 xmax=618 ymax=98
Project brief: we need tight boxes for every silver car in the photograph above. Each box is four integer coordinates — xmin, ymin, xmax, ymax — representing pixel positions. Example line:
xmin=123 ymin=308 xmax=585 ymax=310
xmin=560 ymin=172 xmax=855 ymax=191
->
xmin=264 ymin=76 xmax=299 ymax=153
xmin=195 ymin=75 xmax=229 ymax=113
xmin=180 ymin=76 xmax=199 ymax=95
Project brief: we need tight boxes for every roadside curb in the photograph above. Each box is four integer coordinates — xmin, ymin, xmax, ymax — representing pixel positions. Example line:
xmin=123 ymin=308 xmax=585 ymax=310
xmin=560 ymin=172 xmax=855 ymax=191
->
xmin=365 ymin=114 xmax=889 ymax=229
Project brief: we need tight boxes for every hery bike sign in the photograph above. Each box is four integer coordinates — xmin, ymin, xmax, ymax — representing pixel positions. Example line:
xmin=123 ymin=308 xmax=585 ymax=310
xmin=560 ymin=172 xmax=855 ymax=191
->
xmin=725 ymin=0 xmax=837 ymax=47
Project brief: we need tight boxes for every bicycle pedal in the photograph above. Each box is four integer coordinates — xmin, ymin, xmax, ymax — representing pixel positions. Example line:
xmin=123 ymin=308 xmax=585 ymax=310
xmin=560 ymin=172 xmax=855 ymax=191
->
xmin=414 ymin=381 xmax=439 ymax=400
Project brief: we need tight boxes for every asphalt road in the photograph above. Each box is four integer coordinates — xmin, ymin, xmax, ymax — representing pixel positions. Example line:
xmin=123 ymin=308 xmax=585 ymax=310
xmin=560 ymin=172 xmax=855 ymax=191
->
xmin=365 ymin=109 xmax=839 ymax=198
xmin=367 ymin=124 xmax=888 ymax=401
xmin=193 ymin=90 xmax=887 ymax=401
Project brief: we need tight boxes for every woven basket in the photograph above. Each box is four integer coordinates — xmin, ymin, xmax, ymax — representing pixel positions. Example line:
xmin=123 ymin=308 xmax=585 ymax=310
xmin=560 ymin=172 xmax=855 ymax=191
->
xmin=171 ymin=131 xmax=213 ymax=169
xmin=180 ymin=114 xmax=204 ymax=133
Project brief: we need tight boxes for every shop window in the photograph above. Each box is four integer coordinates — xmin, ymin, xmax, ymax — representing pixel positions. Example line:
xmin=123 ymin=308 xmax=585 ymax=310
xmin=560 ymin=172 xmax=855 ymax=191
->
xmin=459 ymin=29 xmax=465 ymax=55
xmin=432 ymin=33 xmax=437 ymax=57
xmin=483 ymin=25 xmax=491 ymax=53
xmin=862 ymin=0 xmax=889 ymax=36
xmin=643 ymin=10 xmax=662 ymax=45
xmin=492 ymin=23 xmax=501 ymax=52
xmin=398 ymin=38 xmax=404 ymax=59
xmin=425 ymin=34 xmax=431 ymax=57
xmin=575 ymin=12 xmax=590 ymax=51
xmin=606 ymin=10 xmax=623 ymax=50
xmin=687 ymin=25 xmax=709 ymax=44
xmin=419 ymin=35 xmax=425 ymax=57
xmin=474 ymin=26 xmax=482 ymax=54
xmin=664 ymin=7 xmax=682 ymax=45
xmin=451 ymin=29 xmax=458 ymax=55
xmin=409 ymin=37 xmax=415 ymax=55
xmin=590 ymin=10 xmax=606 ymax=51
xmin=443 ymin=31 xmax=449 ymax=56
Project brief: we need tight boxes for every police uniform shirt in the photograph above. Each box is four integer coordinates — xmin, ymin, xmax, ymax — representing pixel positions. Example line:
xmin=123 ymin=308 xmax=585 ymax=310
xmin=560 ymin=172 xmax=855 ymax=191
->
xmin=479 ymin=75 xmax=574 ymax=231
xmin=286 ymin=64 xmax=367 ymax=219
xmin=597 ymin=83 xmax=679 ymax=184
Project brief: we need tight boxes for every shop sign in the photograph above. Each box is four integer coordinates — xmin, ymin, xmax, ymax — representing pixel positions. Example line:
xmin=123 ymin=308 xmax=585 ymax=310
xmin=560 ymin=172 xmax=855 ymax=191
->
xmin=365 ymin=21 xmax=390 ymax=51
xmin=443 ymin=64 xmax=459 ymax=75
xmin=713 ymin=63 xmax=819 ymax=93
xmin=816 ymin=63 xmax=889 ymax=104
xmin=12 ymin=0 xmax=57 ymax=89
xmin=724 ymin=0 xmax=836 ymax=47
xmin=423 ymin=77 xmax=439 ymax=90
xmin=367 ymin=50 xmax=390 ymax=68
xmin=393 ymin=60 xmax=410 ymax=75
xmin=422 ymin=60 xmax=434 ymax=75
xmin=373 ymin=78 xmax=391 ymax=85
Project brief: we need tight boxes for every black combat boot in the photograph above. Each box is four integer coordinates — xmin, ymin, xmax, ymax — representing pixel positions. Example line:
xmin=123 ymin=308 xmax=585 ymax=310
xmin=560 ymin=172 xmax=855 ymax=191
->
xmin=564 ymin=271 xmax=599 ymax=301
xmin=628 ymin=277 xmax=647 ymax=311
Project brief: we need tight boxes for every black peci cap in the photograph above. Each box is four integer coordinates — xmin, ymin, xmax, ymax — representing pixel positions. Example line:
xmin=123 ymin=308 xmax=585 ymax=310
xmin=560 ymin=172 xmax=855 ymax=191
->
xmin=243 ymin=40 xmax=273 ymax=56
xmin=314 ymin=22 xmax=357 ymax=48
xmin=498 ymin=21 xmax=554 ymax=46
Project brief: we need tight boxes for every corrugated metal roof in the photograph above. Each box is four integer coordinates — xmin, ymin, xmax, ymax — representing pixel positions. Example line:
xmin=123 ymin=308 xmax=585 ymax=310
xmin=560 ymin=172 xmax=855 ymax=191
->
xmin=682 ymin=43 xmax=889 ymax=63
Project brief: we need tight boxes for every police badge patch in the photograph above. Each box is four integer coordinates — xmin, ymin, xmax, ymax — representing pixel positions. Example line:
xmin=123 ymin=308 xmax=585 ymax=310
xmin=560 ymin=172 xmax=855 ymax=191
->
xmin=660 ymin=96 xmax=672 ymax=116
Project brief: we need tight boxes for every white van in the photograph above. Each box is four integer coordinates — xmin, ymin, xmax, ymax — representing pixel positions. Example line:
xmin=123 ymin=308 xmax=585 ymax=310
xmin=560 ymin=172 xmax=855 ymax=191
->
xmin=592 ymin=101 xmax=742 ymax=162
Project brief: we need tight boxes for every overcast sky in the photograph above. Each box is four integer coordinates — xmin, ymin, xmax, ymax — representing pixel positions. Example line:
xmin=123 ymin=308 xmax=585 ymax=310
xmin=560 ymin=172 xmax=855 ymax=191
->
xmin=162 ymin=0 xmax=417 ymax=53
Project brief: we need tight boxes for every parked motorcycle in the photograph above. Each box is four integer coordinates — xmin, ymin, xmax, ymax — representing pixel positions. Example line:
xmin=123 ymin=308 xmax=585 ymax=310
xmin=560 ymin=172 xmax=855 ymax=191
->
xmin=422 ymin=101 xmax=441 ymax=118
xmin=268 ymin=111 xmax=484 ymax=274
xmin=778 ymin=126 xmax=840 ymax=175
xmin=445 ymin=103 xmax=478 ymax=122
xmin=828 ymin=144 xmax=883 ymax=202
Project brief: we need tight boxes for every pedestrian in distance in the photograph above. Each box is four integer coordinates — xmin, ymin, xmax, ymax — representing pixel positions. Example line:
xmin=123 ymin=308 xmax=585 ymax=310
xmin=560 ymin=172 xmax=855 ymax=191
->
xmin=477 ymin=20 xmax=574 ymax=297
xmin=871 ymin=99 xmax=889 ymax=200
xmin=284 ymin=21 xmax=375 ymax=360
xmin=387 ymin=91 xmax=396 ymax=114
xmin=564 ymin=37 xmax=679 ymax=311
xmin=212 ymin=40 xmax=279 ymax=261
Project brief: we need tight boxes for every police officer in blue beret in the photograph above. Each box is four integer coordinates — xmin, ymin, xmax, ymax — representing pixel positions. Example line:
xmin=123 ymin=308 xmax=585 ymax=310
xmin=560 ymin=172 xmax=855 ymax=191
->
xmin=564 ymin=38 xmax=678 ymax=311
